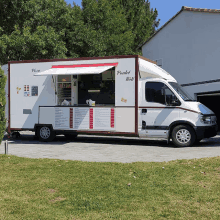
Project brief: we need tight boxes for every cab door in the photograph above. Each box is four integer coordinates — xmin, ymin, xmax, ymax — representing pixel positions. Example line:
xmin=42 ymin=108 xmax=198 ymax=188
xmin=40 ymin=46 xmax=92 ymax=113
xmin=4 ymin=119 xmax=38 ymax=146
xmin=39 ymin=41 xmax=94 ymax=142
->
xmin=140 ymin=81 xmax=180 ymax=138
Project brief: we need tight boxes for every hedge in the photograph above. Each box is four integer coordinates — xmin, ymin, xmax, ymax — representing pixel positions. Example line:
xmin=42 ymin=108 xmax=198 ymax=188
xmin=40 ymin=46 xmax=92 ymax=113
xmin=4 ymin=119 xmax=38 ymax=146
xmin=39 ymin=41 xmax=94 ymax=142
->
xmin=0 ymin=66 xmax=7 ymax=144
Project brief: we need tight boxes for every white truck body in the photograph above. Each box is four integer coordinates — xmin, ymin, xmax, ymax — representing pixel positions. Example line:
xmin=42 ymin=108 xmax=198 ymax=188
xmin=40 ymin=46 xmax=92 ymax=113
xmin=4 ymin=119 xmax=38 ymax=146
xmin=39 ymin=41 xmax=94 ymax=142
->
xmin=3 ymin=55 xmax=218 ymax=146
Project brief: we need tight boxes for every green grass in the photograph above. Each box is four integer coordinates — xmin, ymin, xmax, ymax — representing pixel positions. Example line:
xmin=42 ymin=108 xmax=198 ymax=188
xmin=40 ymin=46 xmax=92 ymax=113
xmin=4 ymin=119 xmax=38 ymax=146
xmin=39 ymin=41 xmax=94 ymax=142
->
xmin=0 ymin=155 xmax=220 ymax=219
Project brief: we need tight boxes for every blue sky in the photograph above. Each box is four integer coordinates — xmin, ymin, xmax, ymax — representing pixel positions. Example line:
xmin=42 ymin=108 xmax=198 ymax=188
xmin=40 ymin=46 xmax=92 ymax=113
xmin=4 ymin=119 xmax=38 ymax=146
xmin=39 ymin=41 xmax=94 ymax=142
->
xmin=65 ymin=0 xmax=220 ymax=29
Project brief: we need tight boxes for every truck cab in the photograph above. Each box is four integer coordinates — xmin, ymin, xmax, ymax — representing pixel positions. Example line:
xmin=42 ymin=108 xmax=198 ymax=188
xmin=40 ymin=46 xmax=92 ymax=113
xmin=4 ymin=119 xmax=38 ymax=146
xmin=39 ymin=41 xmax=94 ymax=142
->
xmin=138 ymin=77 xmax=218 ymax=147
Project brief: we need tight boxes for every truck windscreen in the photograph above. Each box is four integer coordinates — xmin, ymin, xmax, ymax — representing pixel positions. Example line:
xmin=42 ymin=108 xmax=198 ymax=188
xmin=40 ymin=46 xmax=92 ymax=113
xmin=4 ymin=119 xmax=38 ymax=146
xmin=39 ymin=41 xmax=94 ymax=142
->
xmin=169 ymin=82 xmax=195 ymax=101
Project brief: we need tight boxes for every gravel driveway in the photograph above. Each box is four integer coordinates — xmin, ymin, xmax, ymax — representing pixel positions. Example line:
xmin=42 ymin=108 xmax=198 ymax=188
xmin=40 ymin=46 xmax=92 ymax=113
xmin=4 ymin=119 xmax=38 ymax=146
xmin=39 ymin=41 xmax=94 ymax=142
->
xmin=1 ymin=131 xmax=220 ymax=163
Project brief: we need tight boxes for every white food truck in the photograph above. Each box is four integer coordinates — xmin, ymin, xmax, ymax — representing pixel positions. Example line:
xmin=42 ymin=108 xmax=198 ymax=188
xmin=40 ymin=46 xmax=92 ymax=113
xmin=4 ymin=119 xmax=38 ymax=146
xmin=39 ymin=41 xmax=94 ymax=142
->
xmin=3 ymin=55 xmax=218 ymax=147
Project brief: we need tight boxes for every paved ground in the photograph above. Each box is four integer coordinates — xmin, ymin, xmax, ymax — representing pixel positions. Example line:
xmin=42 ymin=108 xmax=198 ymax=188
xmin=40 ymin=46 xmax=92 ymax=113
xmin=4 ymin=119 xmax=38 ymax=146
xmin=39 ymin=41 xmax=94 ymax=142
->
xmin=1 ymin=131 xmax=220 ymax=163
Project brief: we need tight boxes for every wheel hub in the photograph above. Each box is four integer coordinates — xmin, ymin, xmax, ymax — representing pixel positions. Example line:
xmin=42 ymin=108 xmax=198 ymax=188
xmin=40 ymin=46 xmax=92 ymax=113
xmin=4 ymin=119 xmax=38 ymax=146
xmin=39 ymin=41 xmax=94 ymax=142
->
xmin=176 ymin=129 xmax=191 ymax=143
xmin=40 ymin=127 xmax=50 ymax=139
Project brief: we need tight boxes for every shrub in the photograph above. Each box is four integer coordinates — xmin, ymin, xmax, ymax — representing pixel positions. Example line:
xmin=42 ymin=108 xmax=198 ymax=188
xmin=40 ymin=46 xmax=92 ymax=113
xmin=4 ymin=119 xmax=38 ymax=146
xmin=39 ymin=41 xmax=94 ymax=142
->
xmin=0 ymin=66 xmax=7 ymax=144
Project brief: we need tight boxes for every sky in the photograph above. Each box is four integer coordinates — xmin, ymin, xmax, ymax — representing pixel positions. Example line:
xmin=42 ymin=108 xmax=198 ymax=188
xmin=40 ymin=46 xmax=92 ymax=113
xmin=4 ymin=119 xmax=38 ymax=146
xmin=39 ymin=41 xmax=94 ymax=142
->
xmin=64 ymin=0 xmax=220 ymax=29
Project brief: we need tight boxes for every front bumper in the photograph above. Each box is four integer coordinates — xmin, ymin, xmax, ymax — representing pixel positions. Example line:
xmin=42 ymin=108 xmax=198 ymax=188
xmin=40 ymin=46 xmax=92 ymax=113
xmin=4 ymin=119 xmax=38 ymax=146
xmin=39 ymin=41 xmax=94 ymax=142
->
xmin=194 ymin=124 xmax=218 ymax=140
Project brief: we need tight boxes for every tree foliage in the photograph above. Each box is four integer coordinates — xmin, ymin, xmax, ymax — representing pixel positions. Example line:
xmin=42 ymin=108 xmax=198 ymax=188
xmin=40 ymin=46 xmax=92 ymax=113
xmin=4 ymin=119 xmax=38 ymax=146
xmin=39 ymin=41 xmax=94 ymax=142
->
xmin=0 ymin=0 xmax=159 ymax=63
xmin=67 ymin=0 xmax=159 ymax=57
xmin=0 ymin=67 xmax=6 ymax=143
xmin=0 ymin=0 xmax=71 ymax=64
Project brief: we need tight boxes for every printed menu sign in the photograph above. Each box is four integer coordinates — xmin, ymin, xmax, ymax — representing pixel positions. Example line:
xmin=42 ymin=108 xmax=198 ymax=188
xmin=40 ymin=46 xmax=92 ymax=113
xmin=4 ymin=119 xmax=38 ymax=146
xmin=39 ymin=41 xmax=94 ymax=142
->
xmin=24 ymin=85 xmax=30 ymax=97
xmin=31 ymin=86 xmax=38 ymax=96
xmin=74 ymin=108 xmax=90 ymax=129
xmin=55 ymin=107 xmax=69 ymax=128
xmin=94 ymin=108 xmax=114 ymax=130
xmin=23 ymin=85 xmax=38 ymax=97
xmin=94 ymin=108 xmax=111 ymax=129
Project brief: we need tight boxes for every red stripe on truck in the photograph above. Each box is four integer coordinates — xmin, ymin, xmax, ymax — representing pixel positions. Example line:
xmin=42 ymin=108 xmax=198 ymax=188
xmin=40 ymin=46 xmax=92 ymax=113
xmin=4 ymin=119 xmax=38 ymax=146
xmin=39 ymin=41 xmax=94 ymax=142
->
xmin=111 ymin=108 xmax=114 ymax=128
xmin=52 ymin=63 xmax=118 ymax=68
xmin=89 ymin=108 xmax=93 ymax=129
xmin=69 ymin=108 xmax=73 ymax=128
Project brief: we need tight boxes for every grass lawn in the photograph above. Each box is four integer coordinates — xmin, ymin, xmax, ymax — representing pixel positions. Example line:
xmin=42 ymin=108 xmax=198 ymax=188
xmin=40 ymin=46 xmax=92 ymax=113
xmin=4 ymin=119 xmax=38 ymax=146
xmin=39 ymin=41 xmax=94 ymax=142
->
xmin=0 ymin=155 xmax=220 ymax=219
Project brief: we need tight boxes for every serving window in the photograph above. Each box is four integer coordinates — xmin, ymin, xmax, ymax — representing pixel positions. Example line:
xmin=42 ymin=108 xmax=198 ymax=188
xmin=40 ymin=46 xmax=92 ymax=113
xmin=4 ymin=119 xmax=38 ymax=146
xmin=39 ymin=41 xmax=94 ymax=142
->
xmin=56 ymin=68 xmax=115 ymax=106
xmin=78 ymin=68 xmax=115 ymax=105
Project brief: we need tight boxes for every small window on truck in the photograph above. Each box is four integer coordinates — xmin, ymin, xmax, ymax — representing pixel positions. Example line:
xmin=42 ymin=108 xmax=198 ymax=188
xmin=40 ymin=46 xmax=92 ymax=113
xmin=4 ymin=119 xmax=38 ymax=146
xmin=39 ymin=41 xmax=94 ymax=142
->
xmin=145 ymin=82 xmax=165 ymax=104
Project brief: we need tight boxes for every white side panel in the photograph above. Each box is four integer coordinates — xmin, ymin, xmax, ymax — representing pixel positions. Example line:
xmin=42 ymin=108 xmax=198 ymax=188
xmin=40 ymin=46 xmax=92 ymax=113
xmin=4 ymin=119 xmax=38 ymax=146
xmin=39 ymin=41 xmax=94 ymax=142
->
xmin=139 ymin=130 xmax=168 ymax=139
xmin=115 ymin=108 xmax=135 ymax=132
xmin=115 ymin=58 xmax=135 ymax=106
xmin=39 ymin=107 xmax=55 ymax=126
xmin=10 ymin=63 xmax=56 ymax=129
xmin=9 ymin=58 xmax=119 ymax=129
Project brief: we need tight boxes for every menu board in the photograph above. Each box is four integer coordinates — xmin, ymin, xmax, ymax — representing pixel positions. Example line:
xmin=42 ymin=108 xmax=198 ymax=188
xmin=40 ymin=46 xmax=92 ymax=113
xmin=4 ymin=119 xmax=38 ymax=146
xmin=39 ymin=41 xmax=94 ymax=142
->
xmin=55 ymin=107 xmax=69 ymax=129
xmin=74 ymin=108 xmax=90 ymax=129
xmin=31 ymin=86 xmax=38 ymax=96
xmin=94 ymin=108 xmax=112 ymax=130
xmin=23 ymin=85 xmax=38 ymax=97
xmin=24 ymin=85 xmax=30 ymax=97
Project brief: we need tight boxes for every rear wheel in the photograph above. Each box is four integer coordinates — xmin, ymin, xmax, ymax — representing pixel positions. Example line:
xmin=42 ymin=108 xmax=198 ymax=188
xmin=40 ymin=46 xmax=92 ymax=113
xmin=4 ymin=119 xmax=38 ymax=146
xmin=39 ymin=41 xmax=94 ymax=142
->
xmin=11 ymin=132 xmax=20 ymax=139
xmin=37 ymin=126 xmax=55 ymax=142
xmin=172 ymin=125 xmax=196 ymax=147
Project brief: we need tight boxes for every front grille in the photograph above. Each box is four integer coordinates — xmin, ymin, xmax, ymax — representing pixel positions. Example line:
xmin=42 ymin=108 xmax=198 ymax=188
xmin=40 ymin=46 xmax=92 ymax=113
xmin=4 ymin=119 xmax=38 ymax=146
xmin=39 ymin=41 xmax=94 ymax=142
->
xmin=211 ymin=116 xmax=217 ymax=124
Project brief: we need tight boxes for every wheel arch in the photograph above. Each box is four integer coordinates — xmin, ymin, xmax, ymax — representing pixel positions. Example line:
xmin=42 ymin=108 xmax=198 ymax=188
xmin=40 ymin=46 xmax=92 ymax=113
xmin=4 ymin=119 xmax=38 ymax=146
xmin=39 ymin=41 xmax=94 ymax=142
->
xmin=168 ymin=120 xmax=197 ymax=139
xmin=34 ymin=124 xmax=54 ymax=132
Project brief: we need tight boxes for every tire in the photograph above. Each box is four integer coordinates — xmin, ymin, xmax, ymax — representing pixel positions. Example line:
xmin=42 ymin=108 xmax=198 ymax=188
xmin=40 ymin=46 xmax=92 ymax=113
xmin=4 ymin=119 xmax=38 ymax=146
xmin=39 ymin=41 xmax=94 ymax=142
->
xmin=37 ymin=126 xmax=55 ymax=142
xmin=11 ymin=132 xmax=20 ymax=139
xmin=172 ymin=125 xmax=196 ymax=147
xmin=65 ymin=134 xmax=77 ymax=140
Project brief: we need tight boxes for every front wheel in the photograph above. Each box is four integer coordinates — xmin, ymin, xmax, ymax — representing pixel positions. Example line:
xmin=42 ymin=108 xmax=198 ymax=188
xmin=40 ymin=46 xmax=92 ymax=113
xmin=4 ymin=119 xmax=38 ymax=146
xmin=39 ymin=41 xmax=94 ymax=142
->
xmin=172 ymin=125 xmax=196 ymax=147
xmin=37 ymin=126 xmax=55 ymax=142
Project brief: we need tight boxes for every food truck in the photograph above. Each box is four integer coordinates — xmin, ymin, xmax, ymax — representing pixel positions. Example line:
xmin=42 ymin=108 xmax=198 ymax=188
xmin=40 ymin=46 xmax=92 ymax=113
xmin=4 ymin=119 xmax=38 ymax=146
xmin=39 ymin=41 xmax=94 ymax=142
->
xmin=3 ymin=55 xmax=218 ymax=147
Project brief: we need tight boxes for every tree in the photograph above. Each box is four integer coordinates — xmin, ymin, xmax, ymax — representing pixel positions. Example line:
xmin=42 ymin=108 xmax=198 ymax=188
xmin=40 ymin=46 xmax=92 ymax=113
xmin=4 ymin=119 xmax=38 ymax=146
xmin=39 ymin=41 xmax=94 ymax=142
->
xmin=0 ymin=66 xmax=7 ymax=144
xmin=0 ymin=0 xmax=159 ymax=64
xmin=117 ymin=0 xmax=160 ymax=51
xmin=66 ymin=0 xmax=159 ymax=57
xmin=0 ymin=0 xmax=71 ymax=64
xmin=64 ymin=0 xmax=134 ymax=58
xmin=0 ymin=25 xmax=67 ymax=64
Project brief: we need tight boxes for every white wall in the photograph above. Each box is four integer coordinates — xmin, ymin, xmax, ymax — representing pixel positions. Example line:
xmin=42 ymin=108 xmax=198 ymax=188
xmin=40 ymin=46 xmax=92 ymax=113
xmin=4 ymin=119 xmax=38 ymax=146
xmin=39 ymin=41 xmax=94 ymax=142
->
xmin=142 ymin=11 xmax=220 ymax=96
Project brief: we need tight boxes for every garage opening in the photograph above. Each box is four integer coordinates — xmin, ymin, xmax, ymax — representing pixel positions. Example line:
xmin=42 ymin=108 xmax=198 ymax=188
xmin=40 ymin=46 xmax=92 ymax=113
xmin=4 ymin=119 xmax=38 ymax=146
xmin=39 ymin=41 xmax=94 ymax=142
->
xmin=197 ymin=91 xmax=220 ymax=131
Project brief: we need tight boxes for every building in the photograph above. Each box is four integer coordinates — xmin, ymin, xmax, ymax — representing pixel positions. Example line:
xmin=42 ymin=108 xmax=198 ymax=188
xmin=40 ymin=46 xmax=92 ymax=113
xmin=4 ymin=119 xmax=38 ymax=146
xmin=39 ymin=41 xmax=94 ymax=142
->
xmin=142 ymin=6 xmax=220 ymax=129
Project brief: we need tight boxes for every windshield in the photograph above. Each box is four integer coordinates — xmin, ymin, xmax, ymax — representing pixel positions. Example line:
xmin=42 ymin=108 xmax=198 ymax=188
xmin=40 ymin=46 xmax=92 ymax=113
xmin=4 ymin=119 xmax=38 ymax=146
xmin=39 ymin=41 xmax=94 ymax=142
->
xmin=169 ymin=82 xmax=195 ymax=101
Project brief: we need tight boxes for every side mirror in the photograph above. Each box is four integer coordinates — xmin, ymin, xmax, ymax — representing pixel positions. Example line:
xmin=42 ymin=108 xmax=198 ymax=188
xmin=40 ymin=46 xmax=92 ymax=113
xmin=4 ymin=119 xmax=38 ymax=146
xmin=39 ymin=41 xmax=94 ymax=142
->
xmin=170 ymin=99 xmax=180 ymax=106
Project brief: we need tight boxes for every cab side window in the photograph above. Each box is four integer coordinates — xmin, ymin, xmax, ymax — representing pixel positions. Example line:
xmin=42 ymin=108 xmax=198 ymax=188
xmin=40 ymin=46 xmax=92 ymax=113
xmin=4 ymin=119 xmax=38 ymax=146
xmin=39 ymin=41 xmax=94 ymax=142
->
xmin=145 ymin=82 xmax=180 ymax=106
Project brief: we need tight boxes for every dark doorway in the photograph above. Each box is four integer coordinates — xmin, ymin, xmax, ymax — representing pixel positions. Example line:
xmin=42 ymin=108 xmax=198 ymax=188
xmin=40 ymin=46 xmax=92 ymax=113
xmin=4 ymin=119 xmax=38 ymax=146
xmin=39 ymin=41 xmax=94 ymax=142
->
xmin=197 ymin=94 xmax=220 ymax=130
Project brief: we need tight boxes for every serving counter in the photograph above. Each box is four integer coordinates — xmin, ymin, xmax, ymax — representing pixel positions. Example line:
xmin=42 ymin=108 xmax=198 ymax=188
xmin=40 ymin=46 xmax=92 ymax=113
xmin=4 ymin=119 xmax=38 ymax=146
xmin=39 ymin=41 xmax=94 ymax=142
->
xmin=39 ymin=105 xmax=115 ymax=131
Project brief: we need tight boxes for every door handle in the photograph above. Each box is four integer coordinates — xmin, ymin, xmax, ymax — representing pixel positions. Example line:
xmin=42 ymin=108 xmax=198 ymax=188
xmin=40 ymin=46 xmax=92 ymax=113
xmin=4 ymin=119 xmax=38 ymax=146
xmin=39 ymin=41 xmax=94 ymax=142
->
xmin=142 ymin=109 xmax=147 ymax=114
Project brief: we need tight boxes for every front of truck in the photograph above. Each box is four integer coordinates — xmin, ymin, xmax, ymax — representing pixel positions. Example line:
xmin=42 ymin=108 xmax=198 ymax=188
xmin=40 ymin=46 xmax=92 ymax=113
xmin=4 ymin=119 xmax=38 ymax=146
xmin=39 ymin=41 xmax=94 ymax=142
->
xmin=139 ymin=57 xmax=218 ymax=146
xmin=168 ymin=81 xmax=218 ymax=140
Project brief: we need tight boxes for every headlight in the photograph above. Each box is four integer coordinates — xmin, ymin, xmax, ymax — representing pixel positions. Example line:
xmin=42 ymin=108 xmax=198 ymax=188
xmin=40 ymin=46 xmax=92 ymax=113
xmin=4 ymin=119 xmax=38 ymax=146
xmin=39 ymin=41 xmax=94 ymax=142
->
xmin=199 ymin=115 xmax=212 ymax=124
